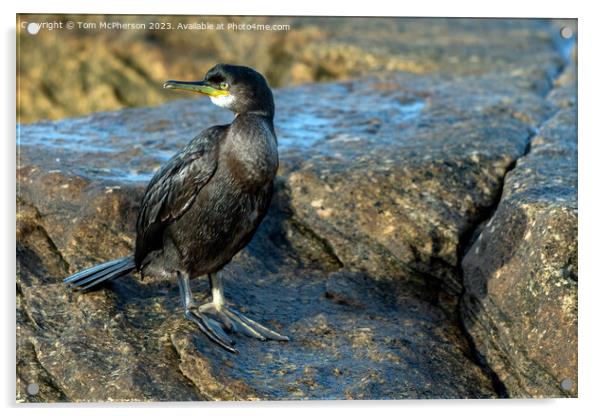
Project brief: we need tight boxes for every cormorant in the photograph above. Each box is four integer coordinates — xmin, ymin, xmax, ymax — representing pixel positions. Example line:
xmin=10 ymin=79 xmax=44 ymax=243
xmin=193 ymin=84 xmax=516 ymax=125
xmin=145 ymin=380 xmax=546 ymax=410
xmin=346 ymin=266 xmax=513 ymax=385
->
xmin=64 ymin=64 xmax=288 ymax=353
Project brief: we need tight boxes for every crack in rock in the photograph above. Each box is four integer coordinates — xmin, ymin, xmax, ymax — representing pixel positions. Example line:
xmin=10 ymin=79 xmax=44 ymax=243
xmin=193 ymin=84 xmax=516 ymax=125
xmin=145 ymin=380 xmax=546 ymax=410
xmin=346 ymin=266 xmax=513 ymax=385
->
xmin=459 ymin=44 xmax=577 ymax=397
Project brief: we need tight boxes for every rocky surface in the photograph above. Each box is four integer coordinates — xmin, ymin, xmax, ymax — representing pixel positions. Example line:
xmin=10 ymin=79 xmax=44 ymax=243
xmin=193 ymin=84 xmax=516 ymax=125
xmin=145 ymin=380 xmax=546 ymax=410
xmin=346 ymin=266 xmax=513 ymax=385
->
xmin=16 ymin=19 xmax=577 ymax=401
xmin=461 ymin=58 xmax=577 ymax=398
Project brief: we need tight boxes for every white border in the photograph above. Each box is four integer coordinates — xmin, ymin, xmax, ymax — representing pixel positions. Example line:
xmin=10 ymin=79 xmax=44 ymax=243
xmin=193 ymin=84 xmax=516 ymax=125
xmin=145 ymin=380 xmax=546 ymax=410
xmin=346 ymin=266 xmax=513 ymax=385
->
xmin=3 ymin=1 xmax=601 ymax=415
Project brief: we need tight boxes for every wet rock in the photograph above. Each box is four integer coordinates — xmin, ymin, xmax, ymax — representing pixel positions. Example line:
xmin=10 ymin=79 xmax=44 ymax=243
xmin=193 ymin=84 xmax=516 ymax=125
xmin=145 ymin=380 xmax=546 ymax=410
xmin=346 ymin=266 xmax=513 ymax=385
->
xmin=281 ymin=72 xmax=560 ymax=303
xmin=16 ymin=20 xmax=576 ymax=401
xmin=460 ymin=64 xmax=577 ymax=397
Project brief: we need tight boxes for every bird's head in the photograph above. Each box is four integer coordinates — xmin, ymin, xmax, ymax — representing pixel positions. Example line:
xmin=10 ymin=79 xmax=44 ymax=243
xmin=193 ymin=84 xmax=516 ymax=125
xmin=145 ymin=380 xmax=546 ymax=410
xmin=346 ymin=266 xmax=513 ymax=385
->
xmin=163 ymin=64 xmax=274 ymax=118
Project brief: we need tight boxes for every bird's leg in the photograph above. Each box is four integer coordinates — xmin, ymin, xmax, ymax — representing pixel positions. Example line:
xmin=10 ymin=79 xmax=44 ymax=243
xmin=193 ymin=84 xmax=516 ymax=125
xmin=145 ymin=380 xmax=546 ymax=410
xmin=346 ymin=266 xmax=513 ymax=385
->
xmin=197 ymin=273 xmax=290 ymax=343
xmin=177 ymin=271 xmax=237 ymax=353
xmin=196 ymin=272 xmax=237 ymax=332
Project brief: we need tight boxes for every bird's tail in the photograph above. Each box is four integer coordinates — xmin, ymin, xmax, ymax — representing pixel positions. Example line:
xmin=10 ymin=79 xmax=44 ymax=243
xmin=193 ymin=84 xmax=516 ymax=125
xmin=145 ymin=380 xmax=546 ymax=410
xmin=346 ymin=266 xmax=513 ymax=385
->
xmin=63 ymin=256 xmax=136 ymax=291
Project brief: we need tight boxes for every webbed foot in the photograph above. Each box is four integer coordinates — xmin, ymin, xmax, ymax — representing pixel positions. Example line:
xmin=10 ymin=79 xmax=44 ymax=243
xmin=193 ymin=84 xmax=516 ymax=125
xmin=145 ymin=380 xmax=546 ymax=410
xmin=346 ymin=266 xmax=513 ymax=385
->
xmin=178 ymin=272 xmax=289 ymax=354
xmin=184 ymin=306 xmax=238 ymax=353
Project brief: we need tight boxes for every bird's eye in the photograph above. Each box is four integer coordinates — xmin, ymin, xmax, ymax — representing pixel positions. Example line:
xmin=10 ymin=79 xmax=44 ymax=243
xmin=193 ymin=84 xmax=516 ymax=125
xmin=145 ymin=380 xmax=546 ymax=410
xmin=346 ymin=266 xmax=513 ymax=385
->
xmin=219 ymin=82 xmax=229 ymax=90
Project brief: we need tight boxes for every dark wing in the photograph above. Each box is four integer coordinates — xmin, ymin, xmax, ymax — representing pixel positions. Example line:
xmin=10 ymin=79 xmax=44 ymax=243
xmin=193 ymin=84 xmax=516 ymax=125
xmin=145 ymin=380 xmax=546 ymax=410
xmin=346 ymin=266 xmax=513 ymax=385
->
xmin=134 ymin=125 xmax=226 ymax=268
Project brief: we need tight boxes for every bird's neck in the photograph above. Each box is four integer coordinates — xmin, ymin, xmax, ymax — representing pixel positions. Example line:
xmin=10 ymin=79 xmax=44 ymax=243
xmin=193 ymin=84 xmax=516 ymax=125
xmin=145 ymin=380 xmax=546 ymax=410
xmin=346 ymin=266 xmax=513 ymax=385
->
xmin=225 ymin=113 xmax=278 ymax=186
xmin=230 ymin=113 xmax=276 ymax=146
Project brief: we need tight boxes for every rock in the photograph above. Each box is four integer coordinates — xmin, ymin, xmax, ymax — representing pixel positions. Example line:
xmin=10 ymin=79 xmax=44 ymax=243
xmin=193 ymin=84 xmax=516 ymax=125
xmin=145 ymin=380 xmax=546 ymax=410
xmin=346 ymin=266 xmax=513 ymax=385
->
xmin=16 ymin=19 xmax=576 ymax=401
xmin=460 ymin=58 xmax=577 ymax=397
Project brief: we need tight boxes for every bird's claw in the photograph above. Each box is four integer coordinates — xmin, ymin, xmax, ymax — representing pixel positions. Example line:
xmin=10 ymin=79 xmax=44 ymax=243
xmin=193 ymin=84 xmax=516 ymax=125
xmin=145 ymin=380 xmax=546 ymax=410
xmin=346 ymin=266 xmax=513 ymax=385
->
xmin=185 ymin=302 xmax=289 ymax=352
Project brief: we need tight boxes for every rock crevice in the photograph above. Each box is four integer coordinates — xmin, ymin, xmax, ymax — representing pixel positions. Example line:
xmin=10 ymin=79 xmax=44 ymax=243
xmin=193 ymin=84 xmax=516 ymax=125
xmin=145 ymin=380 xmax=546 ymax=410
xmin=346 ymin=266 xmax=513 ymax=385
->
xmin=458 ymin=45 xmax=577 ymax=397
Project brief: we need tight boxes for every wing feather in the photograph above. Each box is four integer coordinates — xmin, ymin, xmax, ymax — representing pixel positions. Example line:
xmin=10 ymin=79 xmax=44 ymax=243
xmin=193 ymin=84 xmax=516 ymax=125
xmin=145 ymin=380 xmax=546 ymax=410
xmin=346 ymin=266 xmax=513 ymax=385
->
xmin=134 ymin=125 xmax=226 ymax=267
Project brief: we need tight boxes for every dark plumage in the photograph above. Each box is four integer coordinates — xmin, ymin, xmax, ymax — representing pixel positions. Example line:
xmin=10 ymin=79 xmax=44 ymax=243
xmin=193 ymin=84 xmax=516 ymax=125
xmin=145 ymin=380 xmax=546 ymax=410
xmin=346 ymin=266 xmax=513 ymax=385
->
xmin=64 ymin=64 xmax=288 ymax=353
